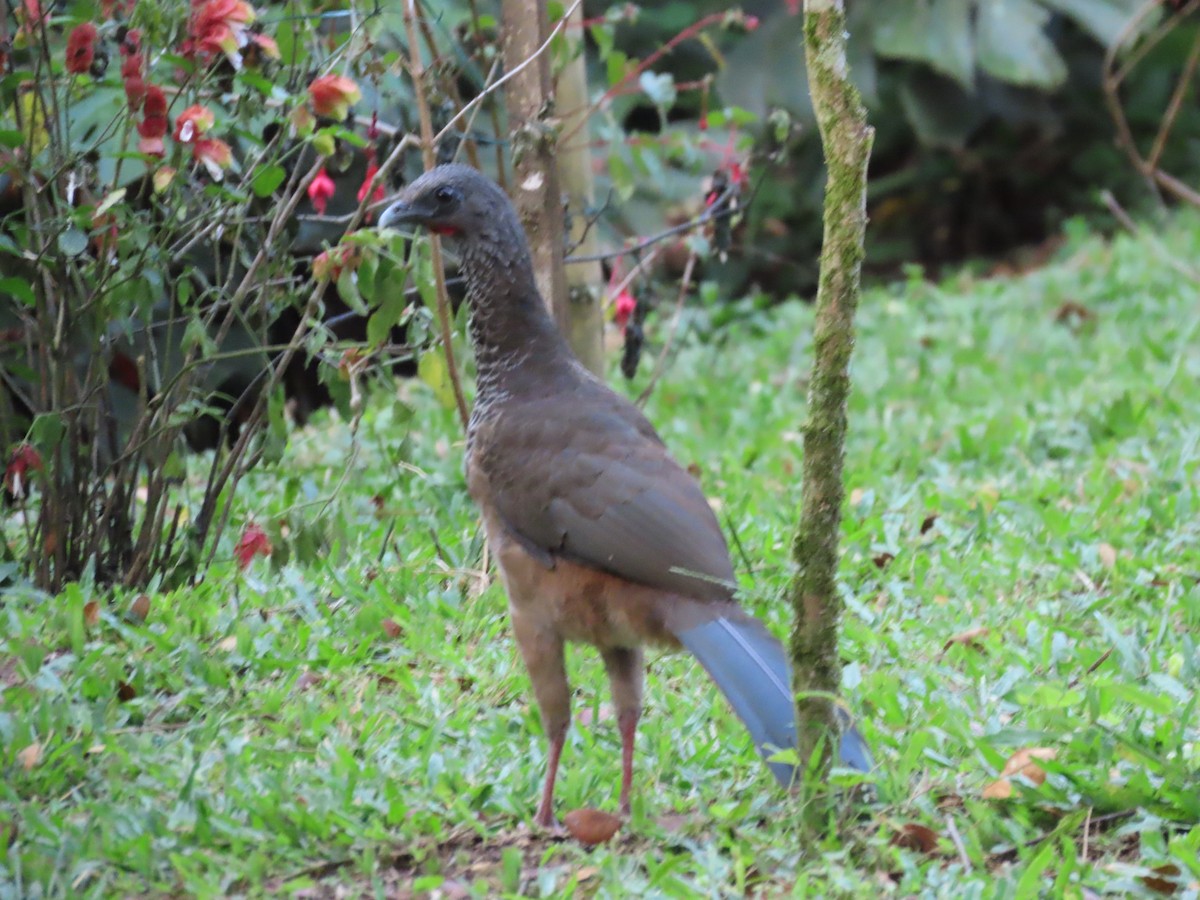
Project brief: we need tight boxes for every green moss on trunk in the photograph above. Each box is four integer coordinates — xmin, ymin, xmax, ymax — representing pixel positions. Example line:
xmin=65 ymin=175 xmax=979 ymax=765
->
xmin=789 ymin=0 xmax=874 ymax=777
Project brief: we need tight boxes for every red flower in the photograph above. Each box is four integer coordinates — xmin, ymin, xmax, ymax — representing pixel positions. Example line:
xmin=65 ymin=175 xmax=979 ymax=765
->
xmin=124 ymin=76 xmax=146 ymax=111
xmin=120 ymin=54 xmax=142 ymax=80
xmin=194 ymin=137 xmax=232 ymax=178
xmin=307 ymin=168 xmax=335 ymax=215
xmin=234 ymin=522 xmax=272 ymax=569
xmin=65 ymin=23 xmax=98 ymax=75
xmin=4 ymin=444 xmax=42 ymax=497
xmin=356 ymin=160 xmax=385 ymax=218
xmin=16 ymin=0 xmax=48 ymax=42
xmin=308 ymin=74 xmax=361 ymax=120
xmin=311 ymin=244 xmax=360 ymax=281
xmin=183 ymin=0 xmax=256 ymax=65
xmin=614 ymin=290 xmax=637 ymax=331
xmin=174 ymin=104 xmax=215 ymax=143
xmin=121 ymin=29 xmax=141 ymax=55
xmin=137 ymin=86 xmax=169 ymax=156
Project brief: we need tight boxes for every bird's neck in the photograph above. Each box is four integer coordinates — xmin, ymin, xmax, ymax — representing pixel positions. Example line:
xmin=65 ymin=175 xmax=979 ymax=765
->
xmin=460 ymin=235 xmax=575 ymax=401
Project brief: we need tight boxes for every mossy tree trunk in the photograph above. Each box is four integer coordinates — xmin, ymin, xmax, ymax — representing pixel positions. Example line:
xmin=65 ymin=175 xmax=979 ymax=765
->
xmin=555 ymin=0 xmax=605 ymax=375
xmin=499 ymin=3 xmax=568 ymax=339
xmin=789 ymin=0 xmax=874 ymax=774
xmin=500 ymin=0 xmax=603 ymax=374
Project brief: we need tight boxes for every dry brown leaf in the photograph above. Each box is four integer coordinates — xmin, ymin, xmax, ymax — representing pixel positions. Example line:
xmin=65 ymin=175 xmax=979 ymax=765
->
xmin=983 ymin=747 xmax=1057 ymax=799
xmin=563 ymin=808 xmax=621 ymax=846
xmin=944 ymin=626 xmax=989 ymax=651
xmin=891 ymin=822 xmax=940 ymax=854
xmin=116 ymin=681 xmax=137 ymax=702
xmin=381 ymin=618 xmax=403 ymax=639
xmin=128 ymin=594 xmax=151 ymax=623
xmin=873 ymin=552 xmax=895 ymax=569
xmin=295 ymin=671 xmax=321 ymax=691
xmin=849 ymin=488 xmax=865 ymax=505
xmin=83 ymin=600 xmax=100 ymax=627
xmin=1098 ymin=543 xmax=1117 ymax=569
xmin=216 ymin=635 xmax=237 ymax=652
xmin=920 ymin=513 xmax=938 ymax=535
xmin=17 ymin=742 xmax=42 ymax=771
xmin=1142 ymin=863 xmax=1182 ymax=895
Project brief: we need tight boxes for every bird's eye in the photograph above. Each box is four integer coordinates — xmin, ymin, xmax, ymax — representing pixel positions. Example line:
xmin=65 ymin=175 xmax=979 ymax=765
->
xmin=433 ymin=186 xmax=455 ymax=204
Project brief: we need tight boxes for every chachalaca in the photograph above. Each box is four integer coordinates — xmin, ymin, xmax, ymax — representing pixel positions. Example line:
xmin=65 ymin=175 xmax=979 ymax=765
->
xmin=380 ymin=165 xmax=871 ymax=827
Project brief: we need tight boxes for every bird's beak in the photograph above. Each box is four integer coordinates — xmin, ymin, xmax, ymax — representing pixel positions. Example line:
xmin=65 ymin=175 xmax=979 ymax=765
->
xmin=378 ymin=199 xmax=419 ymax=231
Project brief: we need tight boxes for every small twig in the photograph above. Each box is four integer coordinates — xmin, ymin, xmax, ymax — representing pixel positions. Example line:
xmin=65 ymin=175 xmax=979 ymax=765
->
xmin=432 ymin=0 xmax=583 ymax=146
xmin=1081 ymin=807 xmax=1092 ymax=863
xmin=637 ymin=249 xmax=697 ymax=406
xmin=564 ymin=182 xmax=739 ymax=265
xmin=405 ymin=0 xmax=471 ymax=430
xmin=1100 ymin=190 xmax=1200 ymax=282
xmin=722 ymin=511 xmax=754 ymax=576
xmin=944 ymin=814 xmax=971 ymax=869
xmin=1068 ymin=647 xmax=1113 ymax=689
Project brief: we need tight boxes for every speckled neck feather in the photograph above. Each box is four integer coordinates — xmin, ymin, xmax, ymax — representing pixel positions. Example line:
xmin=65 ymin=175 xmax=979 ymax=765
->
xmin=453 ymin=186 xmax=576 ymax=433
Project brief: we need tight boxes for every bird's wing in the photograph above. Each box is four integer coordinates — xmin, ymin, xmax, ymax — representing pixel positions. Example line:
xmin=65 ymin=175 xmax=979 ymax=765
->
xmin=472 ymin=386 xmax=736 ymax=603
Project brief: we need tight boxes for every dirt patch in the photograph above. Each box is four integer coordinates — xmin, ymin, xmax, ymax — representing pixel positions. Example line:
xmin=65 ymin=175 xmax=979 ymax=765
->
xmin=264 ymin=820 xmax=634 ymax=898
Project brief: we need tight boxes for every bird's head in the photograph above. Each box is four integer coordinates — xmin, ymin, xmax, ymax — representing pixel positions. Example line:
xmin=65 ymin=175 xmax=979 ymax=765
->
xmin=379 ymin=164 xmax=508 ymax=239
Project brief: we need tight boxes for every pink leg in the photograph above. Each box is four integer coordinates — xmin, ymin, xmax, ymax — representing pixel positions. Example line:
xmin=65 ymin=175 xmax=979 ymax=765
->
xmin=618 ymin=708 xmax=639 ymax=817
xmin=601 ymin=646 xmax=644 ymax=818
xmin=534 ymin=725 xmax=566 ymax=829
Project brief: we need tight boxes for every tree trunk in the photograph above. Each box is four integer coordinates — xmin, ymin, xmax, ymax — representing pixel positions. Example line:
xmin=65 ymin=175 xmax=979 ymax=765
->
xmin=555 ymin=1 xmax=605 ymax=375
xmin=500 ymin=0 xmax=569 ymax=332
xmin=789 ymin=0 xmax=874 ymax=774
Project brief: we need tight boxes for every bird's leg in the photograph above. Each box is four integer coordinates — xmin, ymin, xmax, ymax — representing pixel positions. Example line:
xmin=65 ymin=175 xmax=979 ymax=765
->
xmin=601 ymin=646 xmax=644 ymax=818
xmin=511 ymin=609 xmax=570 ymax=829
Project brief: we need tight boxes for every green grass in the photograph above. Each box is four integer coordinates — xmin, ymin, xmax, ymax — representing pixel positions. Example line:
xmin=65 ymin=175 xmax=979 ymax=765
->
xmin=3 ymin=213 xmax=1200 ymax=898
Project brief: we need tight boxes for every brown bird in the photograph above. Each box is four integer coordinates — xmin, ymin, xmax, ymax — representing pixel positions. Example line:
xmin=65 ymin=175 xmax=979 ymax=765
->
xmin=380 ymin=165 xmax=870 ymax=827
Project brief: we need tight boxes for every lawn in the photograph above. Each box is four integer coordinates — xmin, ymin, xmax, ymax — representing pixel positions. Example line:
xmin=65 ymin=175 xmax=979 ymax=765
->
xmin=2 ymin=213 xmax=1199 ymax=898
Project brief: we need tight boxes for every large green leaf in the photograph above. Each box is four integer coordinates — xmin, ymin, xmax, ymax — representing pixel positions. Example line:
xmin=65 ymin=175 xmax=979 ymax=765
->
xmin=976 ymin=0 xmax=1067 ymax=88
xmin=897 ymin=69 xmax=983 ymax=148
xmin=1039 ymin=0 xmax=1143 ymax=48
xmin=874 ymin=0 xmax=975 ymax=89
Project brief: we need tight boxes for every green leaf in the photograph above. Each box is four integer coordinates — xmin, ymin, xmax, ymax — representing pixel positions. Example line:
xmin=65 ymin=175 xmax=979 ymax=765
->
xmin=898 ymin=70 xmax=981 ymax=149
xmin=976 ymin=0 xmax=1067 ymax=88
xmin=874 ymin=0 xmax=975 ymax=88
xmin=57 ymin=228 xmax=89 ymax=258
xmin=0 ymin=129 xmax=24 ymax=148
xmin=336 ymin=267 xmax=367 ymax=315
xmin=367 ymin=275 xmax=408 ymax=348
xmin=0 ymin=277 xmax=35 ymax=306
xmin=29 ymin=412 xmax=65 ymax=449
xmin=1040 ymin=0 xmax=1144 ymax=47
xmin=251 ymin=164 xmax=286 ymax=198
xmin=606 ymin=50 xmax=629 ymax=88
xmin=418 ymin=347 xmax=456 ymax=410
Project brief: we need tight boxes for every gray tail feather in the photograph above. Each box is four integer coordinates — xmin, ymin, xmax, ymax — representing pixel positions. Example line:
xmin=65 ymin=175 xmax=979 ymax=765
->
xmin=668 ymin=608 xmax=873 ymax=783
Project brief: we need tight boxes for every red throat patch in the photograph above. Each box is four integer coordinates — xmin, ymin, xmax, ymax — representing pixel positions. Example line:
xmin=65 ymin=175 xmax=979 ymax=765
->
xmin=430 ymin=224 xmax=459 ymax=237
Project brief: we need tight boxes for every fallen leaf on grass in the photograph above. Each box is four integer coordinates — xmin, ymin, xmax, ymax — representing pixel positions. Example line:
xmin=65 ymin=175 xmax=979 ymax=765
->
xmin=873 ymin=552 xmax=895 ymax=569
xmin=920 ymin=513 xmax=938 ymax=535
xmin=1141 ymin=863 xmax=1182 ymax=895
xmin=943 ymin=626 xmax=989 ymax=652
xmin=128 ymin=594 xmax=151 ymax=623
xmin=381 ymin=618 xmax=403 ymax=639
xmin=563 ymin=808 xmax=620 ymax=846
xmin=83 ymin=600 xmax=100 ymax=627
xmin=982 ymin=747 xmax=1057 ymax=799
xmin=1053 ymin=300 xmax=1095 ymax=325
xmin=1098 ymin=542 xmax=1117 ymax=569
xmin=216 ymin=636 xmax=237 ymax=652
xmin=116 ymin=681 xmax=137 ymax=702
xmin=17 ymin=742 xmax=42 ymax=771
xmin=891 ymin=822 xmax=940 ymax=854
